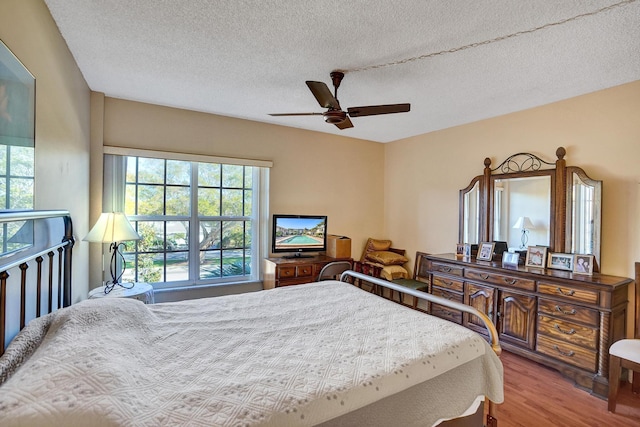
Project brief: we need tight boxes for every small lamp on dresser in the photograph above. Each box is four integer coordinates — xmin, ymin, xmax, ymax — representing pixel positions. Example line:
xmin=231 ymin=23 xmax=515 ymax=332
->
xmin=84 ymin=212 xmax=140 ymax=294
xmin=512 ymin=216 xmax=535 ymax=249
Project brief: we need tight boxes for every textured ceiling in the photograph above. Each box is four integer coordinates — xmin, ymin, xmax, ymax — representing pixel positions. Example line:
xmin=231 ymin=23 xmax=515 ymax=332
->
xmin=43 ymin=0 xmax=640 ymax=143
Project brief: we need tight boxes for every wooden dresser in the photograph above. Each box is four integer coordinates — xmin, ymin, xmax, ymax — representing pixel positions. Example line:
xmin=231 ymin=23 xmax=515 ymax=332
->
xmin=263 ymin=255 xmax=352 ymax=289
xmin=418 ymin=252 xmax=632 ymax=398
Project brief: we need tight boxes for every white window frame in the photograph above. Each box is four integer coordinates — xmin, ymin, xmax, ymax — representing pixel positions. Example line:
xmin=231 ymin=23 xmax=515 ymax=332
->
xmin=103 ymin=147 xmax=271 ymax=290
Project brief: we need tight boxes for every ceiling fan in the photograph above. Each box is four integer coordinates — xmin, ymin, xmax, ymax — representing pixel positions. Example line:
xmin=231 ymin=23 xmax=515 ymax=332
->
xmin=269 ymin=71 xmax=410 ymax=129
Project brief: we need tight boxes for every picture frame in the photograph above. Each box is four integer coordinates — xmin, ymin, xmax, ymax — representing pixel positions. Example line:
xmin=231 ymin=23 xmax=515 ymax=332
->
xmin=463 ymin=243 xmax=472 ymax=258
xmin=502 ymin=251 xmax=520 ymax=268
xmin=456 ymin=243 xmax=465 ymax=258
xmin=525 ymin=246 xmax=547 ymax=268
xmin=476 ymin=242 xmax=495 ymax=261
xmin=573 ymin=254 xmax=594 ymax=275
xmin=547 ymin=252 xmax=574 ymax=271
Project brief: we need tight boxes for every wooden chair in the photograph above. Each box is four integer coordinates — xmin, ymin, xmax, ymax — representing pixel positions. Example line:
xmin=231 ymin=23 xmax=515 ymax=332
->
xmin=608 ymin=339 xmax=640 ymax=412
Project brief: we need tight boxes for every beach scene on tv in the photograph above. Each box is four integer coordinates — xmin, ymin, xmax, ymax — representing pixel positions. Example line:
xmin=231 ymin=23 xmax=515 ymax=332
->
xmin=274 ymin=217 xmax=326 ymax=250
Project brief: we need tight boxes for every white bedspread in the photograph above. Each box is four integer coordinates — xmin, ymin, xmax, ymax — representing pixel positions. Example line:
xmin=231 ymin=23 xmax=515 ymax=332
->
xmin=0 ymin=281 xmax=503 ymax=427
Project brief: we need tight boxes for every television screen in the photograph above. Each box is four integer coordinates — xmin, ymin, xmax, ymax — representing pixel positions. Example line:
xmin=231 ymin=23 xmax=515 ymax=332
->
xmin=272 ymin=214 xmax=327 ymax=255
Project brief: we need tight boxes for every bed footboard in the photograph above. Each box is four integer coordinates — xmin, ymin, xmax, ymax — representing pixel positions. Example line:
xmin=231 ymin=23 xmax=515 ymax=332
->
xmin=340 ymin=270 xmax=501 ymax=427
xmin=0 ymin=210 xmax=74 ymax=355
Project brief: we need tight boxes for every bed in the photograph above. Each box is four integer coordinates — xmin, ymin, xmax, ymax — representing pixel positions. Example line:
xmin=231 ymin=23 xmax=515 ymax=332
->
xmin=0 ymin=211 xmax=503 ymax=427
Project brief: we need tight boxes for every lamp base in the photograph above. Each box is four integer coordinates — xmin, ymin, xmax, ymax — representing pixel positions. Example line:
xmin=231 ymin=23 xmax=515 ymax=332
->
xmin=104 ymin=281 xmax=134 ymax=294
xmin=105 ymin=241 xmax=134 ymax=294
xmin=520 ymin=229 xmax=530 ymax=250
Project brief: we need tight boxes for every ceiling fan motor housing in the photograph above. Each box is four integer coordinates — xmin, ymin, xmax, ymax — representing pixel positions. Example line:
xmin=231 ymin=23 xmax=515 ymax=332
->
xmin=323 ymin=110 xmax=347 ymax=124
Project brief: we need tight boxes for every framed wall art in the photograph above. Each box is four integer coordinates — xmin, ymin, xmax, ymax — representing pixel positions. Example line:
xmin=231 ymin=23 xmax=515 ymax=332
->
xmin=0 ymin=38 xmax=35 ymax=256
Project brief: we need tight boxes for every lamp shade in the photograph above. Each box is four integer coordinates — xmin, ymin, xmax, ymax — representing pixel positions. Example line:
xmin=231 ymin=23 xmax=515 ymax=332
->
xmin=512 ymin=216 xmax=535 ymax=230
xmin=83 ymin=212 xmax=140 ymax=243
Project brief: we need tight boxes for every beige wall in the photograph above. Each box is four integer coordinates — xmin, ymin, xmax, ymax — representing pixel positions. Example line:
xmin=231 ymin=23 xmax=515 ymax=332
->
xmin=385 ymin=80 xmax=640 ymax=334
xmin=0 ymin=0 xmax=91 ymax=302
xmin=99 ymin=97 xmax=385 ymax=262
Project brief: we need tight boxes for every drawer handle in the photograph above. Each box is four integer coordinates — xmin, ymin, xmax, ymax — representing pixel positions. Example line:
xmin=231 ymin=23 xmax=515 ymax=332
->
xmin=480 ymin=273 xmax=490 ymax=280
xmin=440 ymin=266 xmax=451 ymax=272
xmin=503 ymin=278 xmax=517 ymax=285
xmin=554 ymin=324 xmax=576 ymax=335
xmin=553 ymin=345 xmax=575 ymax=357
xmin=443 ymin=280 xmax=453 ymax=287
xmin=556 ymin=287 xmax=575 ymax=296
xmin=555 ymin=305 xmax=576 ymax=315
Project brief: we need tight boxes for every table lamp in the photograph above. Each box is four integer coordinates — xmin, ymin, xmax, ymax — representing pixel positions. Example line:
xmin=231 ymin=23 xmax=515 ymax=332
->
xmin=84 ymin=212 xmax=140 ymax=294
xmin=512 ymin=216 xmax=535 ymax=249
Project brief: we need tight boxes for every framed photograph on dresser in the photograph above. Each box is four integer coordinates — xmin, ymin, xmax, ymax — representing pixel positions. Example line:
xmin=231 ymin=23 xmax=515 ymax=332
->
xmin=477 ymin=242 xmax=494 ymax=261
xmin=573 ymin=254 xmax=594 ymax=275
xmin=525 ymin=246 xmax=547 ymax=268
xmin=547 ymin=252 xmax=574 ymax=271
xmin=502 ymin=252 xmax=520 ymax=268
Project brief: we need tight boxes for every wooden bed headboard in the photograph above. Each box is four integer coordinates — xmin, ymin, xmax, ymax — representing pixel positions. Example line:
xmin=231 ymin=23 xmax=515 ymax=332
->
xmin=0 ymin=210 xmax=74 ymax=355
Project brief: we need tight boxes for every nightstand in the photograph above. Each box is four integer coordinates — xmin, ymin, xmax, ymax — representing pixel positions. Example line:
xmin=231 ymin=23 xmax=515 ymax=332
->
xmin=88 ymin=282 xmax=155 ymax=304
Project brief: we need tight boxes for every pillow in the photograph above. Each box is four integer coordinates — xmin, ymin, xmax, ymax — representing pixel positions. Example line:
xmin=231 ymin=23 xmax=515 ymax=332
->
xmin=365 ymin=238 xmax=392 ymax=252
xmin=380 ymin=265 xmax=409 ymax=281
xmin=365 ymin=250 xmax=409 ymax=266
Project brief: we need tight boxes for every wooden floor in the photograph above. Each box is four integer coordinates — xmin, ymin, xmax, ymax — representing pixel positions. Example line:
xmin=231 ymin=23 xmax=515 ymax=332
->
xmin=499 ymin=351 xmax=640 ymax=426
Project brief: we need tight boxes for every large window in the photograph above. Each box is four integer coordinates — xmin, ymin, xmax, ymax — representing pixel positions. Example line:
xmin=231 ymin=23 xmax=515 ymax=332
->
xmin=105 ymin=150 xmax=269 ymax=288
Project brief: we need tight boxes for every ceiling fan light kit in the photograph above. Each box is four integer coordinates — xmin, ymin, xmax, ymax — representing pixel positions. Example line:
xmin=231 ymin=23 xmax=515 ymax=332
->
xmin=269 ymin=71 xmax=410 ymax=130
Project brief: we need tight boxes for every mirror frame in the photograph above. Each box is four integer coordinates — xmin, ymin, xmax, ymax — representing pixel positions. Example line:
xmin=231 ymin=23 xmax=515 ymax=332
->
xmin=459 ymin=147 xmax=602 ymax=269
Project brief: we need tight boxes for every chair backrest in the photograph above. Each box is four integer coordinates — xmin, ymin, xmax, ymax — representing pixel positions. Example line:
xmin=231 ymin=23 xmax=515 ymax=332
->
xmin=317 ymin=261 xmax=352 ymax=281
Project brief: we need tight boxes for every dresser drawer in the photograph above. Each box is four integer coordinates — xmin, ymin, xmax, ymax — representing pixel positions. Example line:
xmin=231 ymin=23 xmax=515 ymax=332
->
xmin=537 ymin=315 xmax=598 ymax=350
xmin=536 ymin=334 xmax=597 ymax=372
xmin=296 ymin=265 xmax=313 ymax=277
xmin=430 ymin=262 xmax=463 ymax=277
xmin=432 ymin=286 xmax=463 ymax=303
xmin=432 ymin=274 xmax=464 ymax=293
xmin=430 ymin=285 xmax=463 ymax=324
xmin=464 ymin=268 xmax=535 ymax=291
xmin=277 ymin=266 xmax=296 ymax=278
xmin=537 ymin=282 xmax=598 ymax=305
xmin=538 ymin=298 xmax=599 ymax=326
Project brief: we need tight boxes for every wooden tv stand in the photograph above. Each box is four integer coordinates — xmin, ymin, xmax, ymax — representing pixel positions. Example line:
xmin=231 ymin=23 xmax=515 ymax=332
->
xmin=263 ymin=255 xmax=352 ymax=289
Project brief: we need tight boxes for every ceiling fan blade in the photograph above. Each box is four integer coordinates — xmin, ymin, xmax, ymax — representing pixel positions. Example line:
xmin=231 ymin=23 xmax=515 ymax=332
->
xmin=347 ymin=103 xmax=410 ymax=117
xmin=335 ymin=116 xmax=353 ymax=130
xmin=268 ymin=112 xmax=324 ymax=117
xmin=306 ymin=81 xmax=340 ymax=109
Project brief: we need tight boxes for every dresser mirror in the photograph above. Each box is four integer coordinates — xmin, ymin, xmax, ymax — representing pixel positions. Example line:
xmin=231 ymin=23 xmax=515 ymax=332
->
xmin=568 ymin=167 xmax=602 ymax=264
xmin=492 ymin=174 xmax=552 ymax=248
xmin=459 ymin=147 xmax=602 ymax=268
xmin=459 ymin=177 xmax=480 ymax=245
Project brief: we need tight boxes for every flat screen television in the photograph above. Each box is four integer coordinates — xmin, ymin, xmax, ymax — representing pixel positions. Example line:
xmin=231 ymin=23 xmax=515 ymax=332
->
xmin=272 ymin=214 xmax=327 ymax=258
